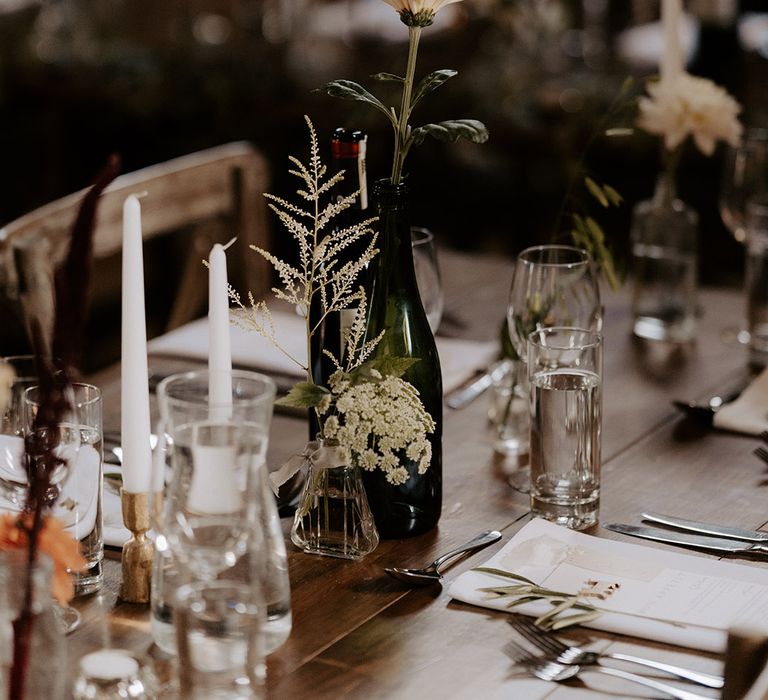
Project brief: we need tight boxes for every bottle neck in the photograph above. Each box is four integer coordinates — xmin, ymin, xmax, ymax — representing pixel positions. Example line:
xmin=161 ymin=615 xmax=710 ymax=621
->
xmin=372 ymin=180 xmax=417 ymax=290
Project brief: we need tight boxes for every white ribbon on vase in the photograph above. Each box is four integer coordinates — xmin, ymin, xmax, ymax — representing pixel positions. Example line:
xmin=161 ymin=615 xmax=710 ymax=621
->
xmin=269 ymin=440 xmax=348 ymax=497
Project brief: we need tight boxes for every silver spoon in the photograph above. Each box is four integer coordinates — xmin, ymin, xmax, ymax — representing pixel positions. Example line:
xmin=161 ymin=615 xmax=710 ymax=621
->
xmin=385 ymin=530 xmax=502 ymax=586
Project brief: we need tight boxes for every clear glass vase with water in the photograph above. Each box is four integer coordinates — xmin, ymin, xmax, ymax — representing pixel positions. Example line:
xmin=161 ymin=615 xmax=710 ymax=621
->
xmin=631 ymin=173 xmax=699 ymax=343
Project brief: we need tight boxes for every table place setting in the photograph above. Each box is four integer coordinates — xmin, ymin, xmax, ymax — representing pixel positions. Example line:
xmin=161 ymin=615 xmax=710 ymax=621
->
xmin=449 ymin=518 xmax=768 ymax=653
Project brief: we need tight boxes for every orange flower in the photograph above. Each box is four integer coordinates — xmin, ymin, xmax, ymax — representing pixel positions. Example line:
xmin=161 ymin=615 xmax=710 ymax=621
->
xmin=0 ymin=513 xmax=87 ymax=604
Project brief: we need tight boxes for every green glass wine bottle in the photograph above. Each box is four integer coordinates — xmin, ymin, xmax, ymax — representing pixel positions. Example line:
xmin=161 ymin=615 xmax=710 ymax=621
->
xmin=362 ymin=179 xmax=443 ymax=538
xmin=308 ymin=128 xmax=369 ymax=440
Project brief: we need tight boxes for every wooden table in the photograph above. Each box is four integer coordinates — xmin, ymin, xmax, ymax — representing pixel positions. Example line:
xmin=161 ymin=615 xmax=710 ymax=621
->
xmin=72 ymin=249 xmax=760 ymax=698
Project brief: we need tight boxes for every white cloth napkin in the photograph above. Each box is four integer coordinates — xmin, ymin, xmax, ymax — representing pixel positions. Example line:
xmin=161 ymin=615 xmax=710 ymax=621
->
xmin=147 ymin=310 xmax=498 ymax=395
xmin=713 ymin=366 xmax=768 ymax=436
xmin=0 ymin=434 xmax=129 ymax=547
xmin=449 ymin=518 xmax=768 ymax=653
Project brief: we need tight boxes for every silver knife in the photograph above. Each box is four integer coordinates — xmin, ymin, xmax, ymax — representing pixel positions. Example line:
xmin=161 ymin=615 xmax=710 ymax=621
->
xmin=641 ymin=511 xmax=768 ymax=543
xmin=445 ymin=370 xmax=493 ymax=409
xmin=604 ymin=523 xmax=768 ymax=556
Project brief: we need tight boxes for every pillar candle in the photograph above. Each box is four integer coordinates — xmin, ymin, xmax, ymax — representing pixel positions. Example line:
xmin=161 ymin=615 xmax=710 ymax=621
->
xmin=208 ymin=243 xmax=233 ymax=414
xmin=121 ymin=194 xmax=153 ymax=493
xmin=661 ymin=0 xmax=684 ymax=83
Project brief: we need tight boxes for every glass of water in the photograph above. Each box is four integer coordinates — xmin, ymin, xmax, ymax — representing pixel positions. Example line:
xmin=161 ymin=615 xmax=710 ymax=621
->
xmin=412 ymin=227 xmax=443 ymax=334
xmin=175 ymin=580 xmax=265 ymax=700
xmin=527 ymin=327 xmax=602 ymax=531
xmin=23 ymin=382 xmax=104 ymax=596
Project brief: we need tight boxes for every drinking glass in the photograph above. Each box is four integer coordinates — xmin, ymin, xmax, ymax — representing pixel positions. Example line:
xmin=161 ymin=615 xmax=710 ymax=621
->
xmin=744 ymin=197 xmax=768 ymax=368
xmin=24 ymin=383 xmax=104 ymax=596
xmin=506 ymin=245 xmax=602 ymax=361
xmin=720 ymin=128 xmax=768 ymax=244
xmin=411 ymin=227 xmax=444 ymax=334
xmin=153 ymin=370 xmax=291 ymax=655
xmin=175 ymin=580 xmax=265 ymax=700
xmin=528 ymin=327 xmax=603 ymax=531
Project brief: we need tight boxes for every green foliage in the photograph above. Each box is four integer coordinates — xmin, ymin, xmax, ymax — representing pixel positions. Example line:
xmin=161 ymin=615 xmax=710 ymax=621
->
xmin=276 ymin=381 xmax=330 ymax=408
xmin=322 ymin=80 xmax=396 ymax=126
xmin=410 ymin=119 xmax=490 ymax=146
xmin=473 ymin=566 xmax=601 ymax=631
xmin=411 ymin=69 xmax=457 ymax=109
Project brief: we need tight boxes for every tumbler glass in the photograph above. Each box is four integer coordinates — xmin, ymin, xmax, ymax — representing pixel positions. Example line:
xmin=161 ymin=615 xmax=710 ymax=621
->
xmin=23 ymin=382 xmax=104 ymax=595
xmin=528 ymin=327 xmax=602 ymax=530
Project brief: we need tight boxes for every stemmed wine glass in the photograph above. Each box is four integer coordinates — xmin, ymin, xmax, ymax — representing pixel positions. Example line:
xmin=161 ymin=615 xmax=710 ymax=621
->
xmin=720 ymin=128 xmax=768 ymax=344
xmin=506 ymin=245 xmax=602 ymax=358
xmin=720 ymin=128 xmax=768 ymax=244
xmin=412 ymin=227 xmax=444 ymax=334
xmin=504 ymin=245 xmax=602 ymax=491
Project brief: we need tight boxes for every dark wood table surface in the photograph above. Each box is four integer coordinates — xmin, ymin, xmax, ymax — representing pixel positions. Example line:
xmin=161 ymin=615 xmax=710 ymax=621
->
xmin=73 ymin=248 xmax=761 ymax=698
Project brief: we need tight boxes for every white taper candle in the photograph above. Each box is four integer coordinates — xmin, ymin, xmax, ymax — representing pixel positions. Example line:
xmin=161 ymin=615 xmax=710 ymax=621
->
xmin=121 ymin=194 xmax=153 ymax=493
xmin=661 ymin=0 xmax=684 ymax=83
xmin=208 ymin=243 xmax=233 ymax=414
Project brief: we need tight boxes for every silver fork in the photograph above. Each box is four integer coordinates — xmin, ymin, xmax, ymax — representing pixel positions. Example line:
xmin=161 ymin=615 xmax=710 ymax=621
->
xmin=508 ymin=615 xmax=723 ymax=689
xmin=507 ymin=640 xmax=712 ymax=700
xmin=754 ymin=446 xmax=768 ymax=466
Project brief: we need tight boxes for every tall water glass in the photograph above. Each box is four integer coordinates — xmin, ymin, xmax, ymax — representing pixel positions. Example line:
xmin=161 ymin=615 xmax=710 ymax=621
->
xmin=528 ymin=327 xmax=602 ymax=530
xmin=23 ymin=382 xmax=104 ymax=595
xmin=720 ymin=128 xmax=768 ymax=244
xmin=506 ymin=245 xmax=602 ymax=361
xmin=153 ymin=370 xmax=291 ymax=655
xmin=745 ymin=197 xmax=768 ymax=368
xmin=412 ymin=227 xmax=444 ymax=334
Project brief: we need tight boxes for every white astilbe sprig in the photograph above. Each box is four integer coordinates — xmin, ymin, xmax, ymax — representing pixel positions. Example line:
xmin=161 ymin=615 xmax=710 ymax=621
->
xmin=230 ymin=115 xmax=380 ymax=379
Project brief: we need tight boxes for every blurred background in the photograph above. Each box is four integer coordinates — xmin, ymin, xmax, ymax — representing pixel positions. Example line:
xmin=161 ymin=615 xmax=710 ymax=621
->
xmin=0 ymin=0 xmax=766 ymax=368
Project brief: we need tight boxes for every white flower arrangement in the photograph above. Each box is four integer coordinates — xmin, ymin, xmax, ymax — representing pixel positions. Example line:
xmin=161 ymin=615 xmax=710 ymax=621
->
xmin=637 ymin=72 xmax=743 ymax=157
xmin=320 ymin=370 xmax=434 ymax=485
xmin=231 ymin=117 xmax=435 ymax=484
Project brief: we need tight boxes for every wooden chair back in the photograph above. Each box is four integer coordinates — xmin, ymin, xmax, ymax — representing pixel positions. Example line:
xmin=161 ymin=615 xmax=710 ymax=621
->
xmin=0 ymin=142 xmax=271 ymax=355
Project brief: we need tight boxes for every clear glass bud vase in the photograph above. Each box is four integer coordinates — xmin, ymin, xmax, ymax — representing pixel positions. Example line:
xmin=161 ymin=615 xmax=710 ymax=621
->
xmin=290 ymin=439 xmax=379 ymax=560
xmin=1 ymin=552 xmax=66 ymax=700
xmin=631 ymin=171 xmax=699 ymax=343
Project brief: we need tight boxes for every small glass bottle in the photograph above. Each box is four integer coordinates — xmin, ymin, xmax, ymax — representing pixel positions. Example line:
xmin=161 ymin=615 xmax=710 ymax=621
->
xmin=290 ymin=438 xmax=379 ymax=560
xmin=631 ymin=171 xmax=699 ymax=343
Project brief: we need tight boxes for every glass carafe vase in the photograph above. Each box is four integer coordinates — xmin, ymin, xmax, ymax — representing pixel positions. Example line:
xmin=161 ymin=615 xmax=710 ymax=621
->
xmin=631 ymin=171 xmax=699 ymax=343
xmin=361 ymin=179 xmax=443 ymax=538
xmin=290 ymin=439 xmax=379 ymax=559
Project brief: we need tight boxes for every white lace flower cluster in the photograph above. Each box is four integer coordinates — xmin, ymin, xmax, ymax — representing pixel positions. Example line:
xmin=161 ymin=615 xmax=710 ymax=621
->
xmin=319 ymin=369 xmax=435 ymax=486
xmin=637 ymin=73 xmax=742 ymax=156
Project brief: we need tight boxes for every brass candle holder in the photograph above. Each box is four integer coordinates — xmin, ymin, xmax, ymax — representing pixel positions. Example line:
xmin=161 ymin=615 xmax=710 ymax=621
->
xmin=119 ymin=489 xmax=155 ymax=603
